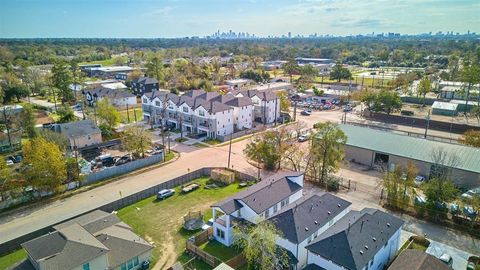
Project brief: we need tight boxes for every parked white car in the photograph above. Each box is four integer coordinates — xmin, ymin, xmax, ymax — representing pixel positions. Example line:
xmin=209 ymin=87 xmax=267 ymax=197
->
xmin=461 ymin=187 xmax=480 ymax=200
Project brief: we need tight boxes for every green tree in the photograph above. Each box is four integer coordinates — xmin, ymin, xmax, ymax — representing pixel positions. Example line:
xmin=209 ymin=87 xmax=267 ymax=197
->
xmin=283 ymin=58 xmax=299 ymax=83
xmin=65 ymin=157 xmax=81 ymax=183
xmin=244 ymin=127 xmax=293 ymax=170
xmin=383 ymin=162 xmax=417 ymax=209
xmin=51 ymin=60 xmax=73 ymax=104
xmin=240 ymin=69 xmax=263 ymax=83
xmin=234 ymin=221 xmax=289 ymax=270
xmin=417 ymin=77 xmax=432 ymax=106
xmin=312 ymin=86 xmax=324 ymax=96
xmin=96 ymin=98 xmax=121 ymax=130
xmin=18 ymin=104 xmax=37 ymax=138
xmin=277 ymin=90 xmax=291 ymax=112
xmin=122 ymin=125 xmax=153 ymax=159
xmin=22 ymin=137 xmax=67 ymax=192
xmin=38 ymin=129 xmax=69 ymax=151
xmin=461 ymin=130 xmax=480 ymax=147
xmin=0 ymin=157 xmax=12 ymax=196
xmin=146 ymin=54 xmax=164 ymax=84
xmin=298 ymin=64 xmax=318 ymax=87
xmin=460 ymin=60 xmax=480 ymax=114
xmin=330 ymin=62 xmax=352 ymax=82
xmin=57 ymin=105 xmax=76 ymax=123
xmin=310 ymin=122 xmax=347 ymax=185
xmin=376 ymin=90 xmax=402 ymax=114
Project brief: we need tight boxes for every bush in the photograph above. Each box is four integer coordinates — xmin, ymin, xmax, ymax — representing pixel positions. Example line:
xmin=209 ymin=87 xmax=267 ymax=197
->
xmin=326 ymin=177 xmax=340 ymax=192
xmin=401 ymin=110 xmax=414 ymax=116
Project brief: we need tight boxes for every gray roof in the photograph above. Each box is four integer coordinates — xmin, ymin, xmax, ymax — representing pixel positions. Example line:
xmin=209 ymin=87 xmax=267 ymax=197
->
xmin=22 ymin=210 xmax=152 ymax=270
xmin=225 ymin=96 xmax=254 ymax=107
xmin=340 ymin=124 xmax=480 ymax=174
xmin=197 ymin=91 xmax=220 ymax=101
xmin=212 ymin=171 xmax=304 ymax=214
xmin=57 ymin=120 xmax=101 ymax=139
xmin=268 ymin=193 xmax=351 ymax=244
xmin=303 ymin=264 xmax=326 ymax=270
xmin=306 ymin=208 xmax=404 ymax=270
xmin=211 ymin=93 xmax=235 ymax=104
xmin=134 ymin=77 xmax=158 ymax=85
xmin=22 ymin=224 xmax=109 ymax=270
xmin=86 ymin=88 xmax=135 ymax=100
xmin=197 ymin=101 xmax=233 ymax=114
xmin=238 ymin=90 xmax=278 ymax=101
xmin=387 ymin=249 xmax=451 ymax=270
xmin=183 ymin=89 xmax=206 ymax=98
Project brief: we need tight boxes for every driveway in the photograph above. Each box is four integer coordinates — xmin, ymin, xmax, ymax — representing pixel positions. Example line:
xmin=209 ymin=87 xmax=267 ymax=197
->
xmin=426 ymin=239 xmax=474 ymax=270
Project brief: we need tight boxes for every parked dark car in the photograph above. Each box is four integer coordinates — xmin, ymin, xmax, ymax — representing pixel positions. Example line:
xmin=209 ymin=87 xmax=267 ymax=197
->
xmin=115 ymin=155 xmax=132 ymax=166
xmin=97 ymin=154 xmax=115 ymax=167
xmin=157 ymin=189 xmax=175 ymax=200
xmin=300 ymin=110 xmax=312 ymax=116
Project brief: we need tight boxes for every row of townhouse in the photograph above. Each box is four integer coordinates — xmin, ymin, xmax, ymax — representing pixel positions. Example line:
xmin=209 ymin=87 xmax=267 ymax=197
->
xmin=211 ymin=172 xmax=404 ymax=270
xmin=141 ymin=89 xmax=280 ymax=139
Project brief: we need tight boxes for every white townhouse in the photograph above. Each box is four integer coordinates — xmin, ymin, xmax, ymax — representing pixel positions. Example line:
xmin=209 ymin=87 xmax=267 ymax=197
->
xmin=230 ymin=89 xmax=280 ymax=124
xmin=141 ymin=90 xmax=237 ymax=138
xmin=268 ymin=193 xmax=352 ymax=269
xmin=305 ymin=208 xmax=403 ymax=270
xmin=211 ymin=172 xmax=305 ymax=247
xmin=210 ymin=171 xmax=404 ymax=270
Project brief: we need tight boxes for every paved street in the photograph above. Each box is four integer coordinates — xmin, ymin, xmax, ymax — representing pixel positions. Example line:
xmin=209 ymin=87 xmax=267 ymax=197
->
xmin=0 ymin=107 xmax=477 ymax=261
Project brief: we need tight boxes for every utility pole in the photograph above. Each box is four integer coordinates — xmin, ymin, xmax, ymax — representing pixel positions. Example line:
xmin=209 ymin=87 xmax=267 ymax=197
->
xmin=293 ymin=100 xmax=297 ymax=121
xmin=126 ymin=103 xmax=130 ymax=123
xmin=227 ymin=133 xmax=233 ymax=169
xmin=424 ymin=109 xmax=431 ymax=139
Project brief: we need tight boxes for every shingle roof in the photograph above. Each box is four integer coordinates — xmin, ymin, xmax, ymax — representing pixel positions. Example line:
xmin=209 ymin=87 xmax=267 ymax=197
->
xmin=340 ymin=124 xmax=480 ymax=174
xmin=306 ymin=208 xmax=404 ymax=270
xmin=303 ymin=264 xmax=326 ymax=270
xmin=183 ymin=89 xmax=206 ymax=98
xmin=86 ymin=88 xmax=135 ymax=100
xmin=134 ymin=77 xmax=158 ymax=85
xmin=22 ymin=224 xmax=109 ymax=270
xmin=212 ymin=171 xmax=304 ymax=214
xmin=197 ymin=91 xmax=220 ymax=101
xmin=57 ymin=120 xmax=101 ymax=139
xmin=22 ymin=210 xmax=152 ymax=270
xmin=387 ymin=249 xmax=451 ymax=270
xmin=268 ymin=193 xmax=351 ymax=244
xmin=211 ymin=93 xmax=235 ymax=104
xmin=225 ymin=97 xmax=254 ymax=107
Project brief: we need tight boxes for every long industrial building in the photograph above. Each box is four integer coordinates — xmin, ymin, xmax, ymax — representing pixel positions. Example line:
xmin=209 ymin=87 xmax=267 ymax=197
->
xmin=340 ymin=124 xmax=480 ymax=189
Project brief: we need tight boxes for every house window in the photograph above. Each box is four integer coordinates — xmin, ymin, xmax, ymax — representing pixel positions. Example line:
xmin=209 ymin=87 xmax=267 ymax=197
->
xmin=128 ymin=259 xmax=133 ymax=269
xmin=82 ymin=263 xmax=90 ymax=270
xmin=273 ymin=204 xmax=278 ymax=213
xmin=281 ymin=198 xmax=289 ymax=208
xmin=121 ymin=264 xmax=127 ymax=270
xmin=155 ymin=101 xmax=161 ymax=106
xmin=265 ymin=209 xmax=270 ymax=218
xmin=217 ymin=228 xmax=225 ymax=239
xmin=199 ymin=110 xmax=205 ymax=116
xmin=133 ymin=256 xmax=139 ymax=266
xmin=183 ymin=107 xmax=188 ymax=113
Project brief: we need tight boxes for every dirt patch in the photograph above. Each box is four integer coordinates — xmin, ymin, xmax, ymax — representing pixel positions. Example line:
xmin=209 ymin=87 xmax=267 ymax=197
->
xmin=35 ymin=110 xmax=53 ymax=125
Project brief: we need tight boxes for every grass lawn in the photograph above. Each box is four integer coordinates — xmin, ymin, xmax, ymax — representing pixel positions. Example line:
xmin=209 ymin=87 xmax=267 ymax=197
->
xmin=193 ymin=142 xmax=208 ymax=148
xmin=116 ymin=177 xmax=247 ymax=269
xmin=199 ymin=240 xmax=241 ymax=261
xmin=164 ymin=151 xmax=175 ymax=162
xmin=120 ymin=108 xmax=143 ymax=124
xmin=204 ymin=139 xmax=221 ymax=146
xmin=0 ymin=249 xmax=27 ymax=270
xmin=79 ymin=56 xmax=128 ymax=67
xmin=175 ymin=137 xmax=188 ymax=143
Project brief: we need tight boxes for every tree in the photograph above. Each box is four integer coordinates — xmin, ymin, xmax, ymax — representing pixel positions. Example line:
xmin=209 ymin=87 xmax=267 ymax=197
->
xmin=460 ymin=61 xmax=480 ymax=114
xmin=122 ymin=125 xmax=153 ymax=159
xmin=234 ymin=221 xmax=289 ymax=270
xmin=417 ymin=77 xmax=432 ymax=106
xmin=310 ymin=122 xmax=347 ymax=185
xmin=22 ymin=137 xmax=67 ymax=192
xmin=96 ymin=98 xmax=121 ymax=130
xmin=51 ymin=60 xmax=73 ymax=103
xmin=146 ymin=54 xmax=164 ymax=83
xmin=0 ymin=157 xmax=12 ymax=195
xmin=277 ymin=90 xmax=290 ymax=112
xmin=461 ymin=130 xmax=480 ymax=147
xmin=330 ymin=62 xmax=352 ymax=82
xmin=383 ymin=162 xmax=417 ymax=209
xmin=240 ymin=69 xmax=263 ymax=83
xmin=24 ymin=67 xmax=47 ymax=96
xmin=312 ymin=86 xmax=324 ymax=96
xmin=283 ymin=58 xmax=299 ymax=83
xmin=56 ymin=105 xmax=76 ymax=123
xmin=38 ymin=129 xmax=69 ymax=151
xmin=244 ymin=127 xmax=293 ymax=170
xmin=18 ymin=104 xmax=37 ymax=138
xmin=376 ymin=90 xmax=402 ymax=114
xmin=298 ymin=64 xmax=318 ymax=87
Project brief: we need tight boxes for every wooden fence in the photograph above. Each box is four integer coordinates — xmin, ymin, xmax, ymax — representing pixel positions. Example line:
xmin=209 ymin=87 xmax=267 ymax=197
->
xmin=226 ymin=253 xmax=247 ymax=269
xmin=186 ymin=241 xmax=222 ymax=267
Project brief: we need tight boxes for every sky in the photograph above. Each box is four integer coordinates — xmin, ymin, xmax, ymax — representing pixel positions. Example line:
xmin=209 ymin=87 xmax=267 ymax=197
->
xmin=0 ymin=0 xmax=479 ymax=38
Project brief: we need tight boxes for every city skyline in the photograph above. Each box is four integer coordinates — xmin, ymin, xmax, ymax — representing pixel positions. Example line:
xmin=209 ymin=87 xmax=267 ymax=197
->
xmin=0 ymin=0 xmax=479 ymax=38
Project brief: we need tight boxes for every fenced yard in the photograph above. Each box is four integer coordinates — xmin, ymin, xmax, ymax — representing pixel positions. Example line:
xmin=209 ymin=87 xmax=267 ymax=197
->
xmin=116 ymin=176 xmax=250 ymax=270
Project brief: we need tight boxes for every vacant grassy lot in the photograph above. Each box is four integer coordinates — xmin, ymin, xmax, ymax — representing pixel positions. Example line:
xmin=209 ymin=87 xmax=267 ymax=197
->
xmin=0 ymin=249 xmax=27 ymax=270
xmin=116 ymin=177 xmax=246 ymax=270
xmin=120 ymin=108 xmax=143 ymax=124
